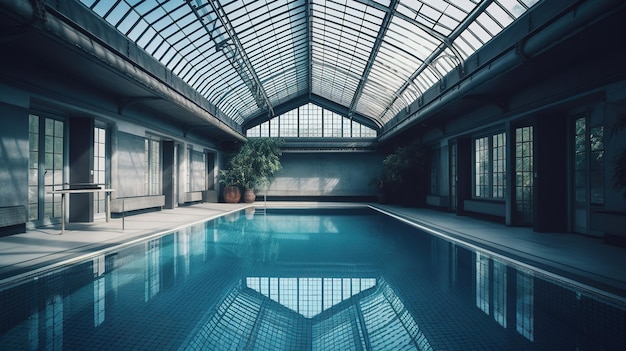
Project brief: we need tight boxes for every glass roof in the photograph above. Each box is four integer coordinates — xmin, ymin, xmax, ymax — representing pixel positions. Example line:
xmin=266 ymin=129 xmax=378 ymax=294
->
xmin=80 ymin=0 xmax=539 ymax=130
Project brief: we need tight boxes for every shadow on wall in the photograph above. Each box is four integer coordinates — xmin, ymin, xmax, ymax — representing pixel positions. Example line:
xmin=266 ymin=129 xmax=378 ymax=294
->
xmin=266 ymin=175 xmax=379 ymax=197
xmin=268 ymin=177 xmax=343 ymax=196
xmin=0 ymin=121 xmax=29 ymax=207
xmin=262 ymin=152 xmax=384 ymax=197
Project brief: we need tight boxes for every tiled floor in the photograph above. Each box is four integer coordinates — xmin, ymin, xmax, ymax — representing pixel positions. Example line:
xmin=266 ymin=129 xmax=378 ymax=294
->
xmin=1 ymin=202 xmax=625 ymax=299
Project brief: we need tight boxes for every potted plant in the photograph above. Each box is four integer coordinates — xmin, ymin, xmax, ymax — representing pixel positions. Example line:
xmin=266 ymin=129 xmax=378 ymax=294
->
xmin=377 ymin=142 xmax=427 ymax=206
xmin=218 ymin=169 xmax=243 ymax=203
xmin=224 ymin=138 xmax=284 ymax=203
xmin=597 ymin=112 xmax=626 ymax=246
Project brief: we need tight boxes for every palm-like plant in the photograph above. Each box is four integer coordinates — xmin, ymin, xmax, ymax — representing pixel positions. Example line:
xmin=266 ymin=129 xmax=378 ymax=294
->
xmin=378 ymin=142 xmax=427 ymax=205
xmin=227 ymin=138 xmax=284 ymax=191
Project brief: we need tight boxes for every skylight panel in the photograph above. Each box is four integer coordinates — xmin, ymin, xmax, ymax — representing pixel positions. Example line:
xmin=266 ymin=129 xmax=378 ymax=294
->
xmin=136 ymin=26 xmax=158 ymax=48
xmin=92 ymin=1 xmax=113 ymax=18
xmin=311 ymin=0 xmax=383 ymax=108
xmin=420 ymin=4 xmax=443 ymax=26
xmin=413 ymin=68 xmax=438 ymax=92
xmin=126 ymin=19 xmax=148 ymax=41
xmin=520 ymin=0 xmax=540 ymax=8
xmin=116 ymin=10 xmax=140 ymax=34
xmin=388 ymin=18 xmax=438 ymax=58
xmin=476 ymin=11 xmax=503 ymax=37
xmin=433 ymin=49 xmax=458 ymax=73
xmin=500 ymin=0 xmax=529 ymax=17
xmin=80 ymin=0 xmax=539 ymax=129
xmin=487 ymin=2 xmax=515 ymax=28
xmin=372 ymin=0 xmax=391 ymax=7
xmin=467 ymin=21 xmax=491 ymax=44
xmin=104 ymin=2 xmax=130 ymax=24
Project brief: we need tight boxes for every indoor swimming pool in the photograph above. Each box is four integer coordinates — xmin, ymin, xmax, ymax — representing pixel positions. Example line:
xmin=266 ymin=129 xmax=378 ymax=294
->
xmin=0 ymin=208 xmax=624 ymax=350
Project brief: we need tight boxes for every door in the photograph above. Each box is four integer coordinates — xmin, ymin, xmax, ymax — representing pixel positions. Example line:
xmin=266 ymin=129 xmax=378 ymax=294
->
xmin=514 ymin=126 xmax=534 ymax=225
xmin=572 ymin=116 xmax=604 ymax=235
xmin=93 ymin=126 xmax=108 ymax=218
xmin=28 ymin=115 xmax=65 ymax=225
xmin=450 ymin=142 xmax=457 ymax=211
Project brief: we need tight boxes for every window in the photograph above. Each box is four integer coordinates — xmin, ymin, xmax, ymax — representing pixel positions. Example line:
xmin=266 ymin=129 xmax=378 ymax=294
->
xmin=144 ymin=137 xmax=161 ymax=196
xmin=574 ymin=117 xmax=605 ymax=206
xmin=323 ymin=110 xmax=343 ymax=137
xmin=450 ymin=143 xmax=458 ymax=210
xmin=93 ymin=127 xmax=107 ymax=215
xmin=28 ymin=115 xmax=64 ymax=221
xmin=590 ymin=126 xmax=604 ymax=205
xmin=281 ymin=110 xmax=298 ymax=137
xmin=515 ymin=126 xmax=533 ymax=222
xmin=493 ymin=133 xmax=506 ymax=198
xmin=475 ymin=136 xmax=490 ymax=197
xmin=246 ymin=103 xmax=376 ymax=138
xmin=574 ymin=118 xmax=586 ymax=203
xmin=474 ymin=132 xmax=506 ymax=199
xmin=28 ymin=115 xmax=40 ymax=221
xmin=188 ymin=149 xmax=206 ymax=192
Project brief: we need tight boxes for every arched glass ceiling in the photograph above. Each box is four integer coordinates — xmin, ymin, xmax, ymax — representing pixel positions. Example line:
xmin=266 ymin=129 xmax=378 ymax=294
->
xmin=79 ymin=0 xmax=539 ymax=130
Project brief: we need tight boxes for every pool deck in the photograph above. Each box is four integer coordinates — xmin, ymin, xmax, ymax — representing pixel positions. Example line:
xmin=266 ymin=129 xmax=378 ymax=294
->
xmin=1 ymin=202 xmax=625 ymax=300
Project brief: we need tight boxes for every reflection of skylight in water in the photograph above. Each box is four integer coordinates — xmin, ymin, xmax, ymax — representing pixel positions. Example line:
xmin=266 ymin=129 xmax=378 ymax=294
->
xmin=360 ymin=280 xmax=433 ymax=351
xmin=246 ymin=277 xmax=376 ymax=318
xmin=185 ymin=277 xmax=431 ymax=350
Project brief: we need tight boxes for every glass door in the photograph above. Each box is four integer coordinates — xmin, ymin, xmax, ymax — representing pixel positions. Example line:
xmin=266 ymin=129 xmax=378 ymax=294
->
xmin=514 ymin=126 xmax=534 ymax=225
xmin=28 ymin=115 xmax=65 ymax=225
xmin=572 ymin=116 xmax=604 ymax=234
xmin=93 ymin=126 xmax=108 ymax=218
xmin=450 ymin=142 xmax=457 ymax=211
xmin=173 ymin=143 xmax=179 ymax=207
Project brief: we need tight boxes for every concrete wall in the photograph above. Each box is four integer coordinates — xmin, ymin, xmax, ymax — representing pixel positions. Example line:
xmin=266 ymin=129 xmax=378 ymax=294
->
xmin=114 ymin=131 xmax=147 ymax=198
xmin=0 ymin=101 xmax=29 ymax=208
xmin=266 ymin=152 xmax=384 ymax=198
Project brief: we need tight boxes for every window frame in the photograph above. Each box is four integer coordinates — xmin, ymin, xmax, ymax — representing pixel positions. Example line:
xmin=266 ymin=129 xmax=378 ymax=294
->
xmin=473 ymin=130 xmax=506 ymax=200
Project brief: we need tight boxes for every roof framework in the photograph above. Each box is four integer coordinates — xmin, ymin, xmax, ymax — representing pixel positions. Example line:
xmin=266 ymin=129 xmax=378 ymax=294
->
xmin=81 ymin=0 xmax=538 ymax=132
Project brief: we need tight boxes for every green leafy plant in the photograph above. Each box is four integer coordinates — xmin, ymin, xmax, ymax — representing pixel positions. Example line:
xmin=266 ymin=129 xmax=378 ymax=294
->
xmin=223 ymin=138 xmax=284 ymax=190
xmin=377 ymin=142 xmax=428 ymax=205
xmin=218 ymin=169 xmax=243 ymax=187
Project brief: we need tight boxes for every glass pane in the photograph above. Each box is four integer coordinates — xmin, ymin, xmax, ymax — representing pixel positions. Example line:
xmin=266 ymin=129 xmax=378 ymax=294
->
xmin=77 ymin=0 xmax=539 ymax=129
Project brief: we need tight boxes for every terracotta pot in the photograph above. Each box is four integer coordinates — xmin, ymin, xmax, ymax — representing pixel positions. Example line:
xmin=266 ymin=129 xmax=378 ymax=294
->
xmin=243 ymin=188 xmax=256 ymax=203
xmin=223 ymin=186 xmax=241 ymax=203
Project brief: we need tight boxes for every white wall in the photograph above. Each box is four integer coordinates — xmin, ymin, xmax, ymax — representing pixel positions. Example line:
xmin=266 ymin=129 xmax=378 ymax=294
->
xmin=266 ymin=152 xmax=384 ymax=198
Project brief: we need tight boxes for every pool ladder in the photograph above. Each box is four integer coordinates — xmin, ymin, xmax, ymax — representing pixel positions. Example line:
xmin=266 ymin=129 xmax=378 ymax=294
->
xmin=257 ymin=193 xmax=268 ymax=215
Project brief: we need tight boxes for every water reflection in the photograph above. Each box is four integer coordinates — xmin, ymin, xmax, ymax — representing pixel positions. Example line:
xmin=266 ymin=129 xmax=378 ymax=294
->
xmin=475 ymin=252 xmax=533 ymax=340
xmin=0 ymin=209 xmax=623 ymax=350
xmin=245 ymin=276 xmax=377 ymax=318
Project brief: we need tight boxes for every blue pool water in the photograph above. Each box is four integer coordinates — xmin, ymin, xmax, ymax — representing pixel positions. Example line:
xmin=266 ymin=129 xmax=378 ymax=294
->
xmin=0 ymin=208 xmax=624 ymax=350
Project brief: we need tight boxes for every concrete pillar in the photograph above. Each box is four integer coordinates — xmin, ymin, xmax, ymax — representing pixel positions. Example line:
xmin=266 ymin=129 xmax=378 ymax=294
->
xmin=456 ymin=137 xmax=472 ymax=216
xmin=69 ymin=117 xmax=94 ymax=222
xmin=163 ymin=140 xmax=175 ymax=209
xmin=534 ymin=116 xmax=567 ymax=232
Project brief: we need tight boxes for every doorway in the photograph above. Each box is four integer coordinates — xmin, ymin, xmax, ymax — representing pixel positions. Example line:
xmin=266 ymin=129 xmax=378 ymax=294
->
xmin=572 ymin=116 xmax=604 ymax=235
xmin=28 ymin=115 xmax=65 ymax=226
